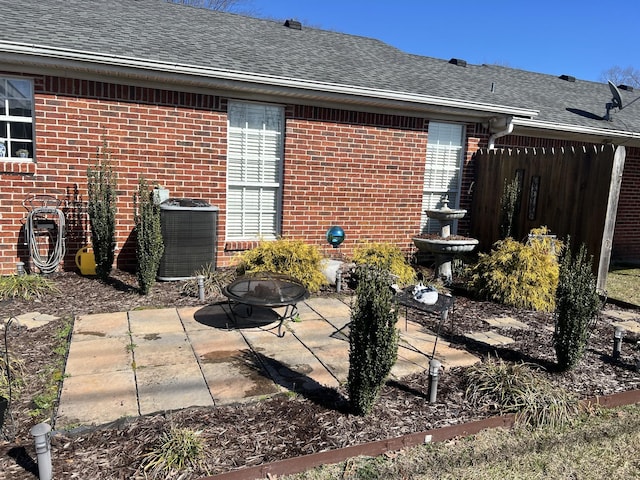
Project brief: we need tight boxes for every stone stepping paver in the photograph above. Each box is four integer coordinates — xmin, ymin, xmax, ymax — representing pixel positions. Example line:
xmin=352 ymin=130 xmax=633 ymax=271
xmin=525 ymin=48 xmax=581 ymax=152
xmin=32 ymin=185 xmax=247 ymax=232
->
xmin=242 ymin=326 xmax=341 ymax=390
xmin=437 ymin=345 xmax=482 ymax=369
xmin=5 ymin=311 xmax=59 ymax=329
xmin=131 ymin=332 xmax=195 ymax=368
xmin=603 ymin=309 xmax=640 ymax=322
xmin=73 ymin=311 xmax=130 ymax=337
xmin=484 ymin=316 xmax=529 ymax=330
xmin=610 ymin=320 xmax=640 ymax=335
xmin=65 ymin=336 xmax=132 ymax=375
xmin=136 ymin=362 xmax=214 ymax=415
xmin=464 ymin=331 xmax=515 ymax=346
xmin=57 ymin=370 xmax=138 ymax=428
xmin=303 ymin=297 xmax=352 ymax=325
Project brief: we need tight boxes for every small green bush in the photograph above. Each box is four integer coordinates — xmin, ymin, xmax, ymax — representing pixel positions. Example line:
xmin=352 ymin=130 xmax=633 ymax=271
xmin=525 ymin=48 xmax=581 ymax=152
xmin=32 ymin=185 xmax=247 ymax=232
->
xmin=469 ymin=228 xmax=560 ymax=312
xmin=554 ymin=240 xmax=601 ymax=371
xmin=134 ymin=177 xmax=164 ymax=295
xmin=233 ymin=238 xmax=328 ymax=292
xmin=348 ymin=265 xmax=399 ymax=416
xmin=87 ymin=143 xmax=117 ymax=281
xmin=464 ymin=357 xmax=579 ymax=428
xmin=0 ymin=274 xmax=60 ymax=300
xmin=352 ymin=241 xmax=416 ymax=286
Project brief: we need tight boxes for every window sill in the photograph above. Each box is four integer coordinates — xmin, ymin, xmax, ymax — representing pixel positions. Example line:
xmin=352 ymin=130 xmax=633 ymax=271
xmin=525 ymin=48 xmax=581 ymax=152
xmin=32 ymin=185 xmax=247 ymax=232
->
xmin=0 ymin=159 xmax=36 ymax=175
xmin=224 ymin=240 xmax=261 ymax=252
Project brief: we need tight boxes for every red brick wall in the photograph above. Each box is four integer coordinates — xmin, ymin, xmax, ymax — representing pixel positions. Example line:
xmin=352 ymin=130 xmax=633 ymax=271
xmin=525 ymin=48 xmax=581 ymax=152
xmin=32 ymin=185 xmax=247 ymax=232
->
xmin=1 ymin=72 xmax=637 ymax=275
xmin=612 ymin=146 xmax=640 ymax=265
xmin=281 ymin=106 xmax=429 ymax=259
xmin=0 ymin=74 xmax=228 ymax=275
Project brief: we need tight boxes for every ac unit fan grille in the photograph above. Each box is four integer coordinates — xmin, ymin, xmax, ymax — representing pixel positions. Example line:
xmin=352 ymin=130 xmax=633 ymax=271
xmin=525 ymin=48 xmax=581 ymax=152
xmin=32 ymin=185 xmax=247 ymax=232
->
xmin=158 ymin=206 xmax=218 ymax=280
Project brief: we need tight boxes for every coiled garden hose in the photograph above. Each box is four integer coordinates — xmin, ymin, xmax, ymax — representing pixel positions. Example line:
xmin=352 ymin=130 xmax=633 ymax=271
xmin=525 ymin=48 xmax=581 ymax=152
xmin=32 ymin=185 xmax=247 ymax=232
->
xmin=24 ymin=207 xmax=66 ymax=274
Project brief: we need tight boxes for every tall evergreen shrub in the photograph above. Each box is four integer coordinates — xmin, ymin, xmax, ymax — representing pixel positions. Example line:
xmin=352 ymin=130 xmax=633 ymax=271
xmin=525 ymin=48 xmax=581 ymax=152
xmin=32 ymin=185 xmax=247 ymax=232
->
xmin=134 ymin=178 xmax=164 ymax=295
xmin=348 ymin=264 xmax=399 ymax=416
xmin=87 ymin=144 xmax=117 ymax=281
xmin=554 ymin=240 xmax=601 ymax=370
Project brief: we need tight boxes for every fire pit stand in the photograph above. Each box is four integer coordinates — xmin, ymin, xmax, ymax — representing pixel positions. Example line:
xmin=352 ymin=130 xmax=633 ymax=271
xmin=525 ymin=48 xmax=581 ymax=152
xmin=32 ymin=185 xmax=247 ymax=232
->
xmin=222 ymin=272 xmax=309 ymax=337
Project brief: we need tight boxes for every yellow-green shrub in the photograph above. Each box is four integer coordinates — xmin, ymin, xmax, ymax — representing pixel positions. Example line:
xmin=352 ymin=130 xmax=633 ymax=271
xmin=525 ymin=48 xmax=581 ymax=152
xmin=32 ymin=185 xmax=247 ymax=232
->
xmin=352 ymin=241 xmax=416 ymax=286
xmin=470 ymin=230 xmax=561 ymax=312
xmin=233 ymin=238 xmax=328 ymax=292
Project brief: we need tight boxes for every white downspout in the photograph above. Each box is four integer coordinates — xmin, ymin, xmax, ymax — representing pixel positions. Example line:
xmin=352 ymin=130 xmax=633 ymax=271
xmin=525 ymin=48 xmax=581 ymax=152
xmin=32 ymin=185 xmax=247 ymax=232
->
xmin=488 ymin=115 xmax=514 ymax=149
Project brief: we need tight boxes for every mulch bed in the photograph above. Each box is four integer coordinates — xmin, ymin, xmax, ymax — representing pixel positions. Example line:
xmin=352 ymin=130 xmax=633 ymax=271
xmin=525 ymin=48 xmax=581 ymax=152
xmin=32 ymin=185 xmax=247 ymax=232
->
xmin=1 ymin=270 xmax=639 ymax=479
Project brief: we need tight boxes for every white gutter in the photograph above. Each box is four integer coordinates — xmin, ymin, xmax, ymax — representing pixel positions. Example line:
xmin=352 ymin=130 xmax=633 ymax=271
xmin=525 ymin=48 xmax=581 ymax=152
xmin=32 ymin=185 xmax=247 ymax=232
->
xmin=513 ymin=117 xmax=640 ymax=143
xmin=488 ymin=116 xmax=514 ymax=149
xmin=0 ymin=41 xmax=540 ymax=119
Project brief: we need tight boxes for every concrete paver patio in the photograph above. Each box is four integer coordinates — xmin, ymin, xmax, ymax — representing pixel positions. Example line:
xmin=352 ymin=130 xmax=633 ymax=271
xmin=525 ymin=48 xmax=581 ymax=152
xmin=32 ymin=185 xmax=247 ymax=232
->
xmin=55 ymin=296 xmax=481 ymax=428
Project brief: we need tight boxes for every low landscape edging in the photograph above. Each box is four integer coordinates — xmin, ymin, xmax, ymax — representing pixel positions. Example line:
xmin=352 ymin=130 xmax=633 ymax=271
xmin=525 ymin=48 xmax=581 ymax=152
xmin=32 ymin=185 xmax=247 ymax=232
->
xmin=201 ymin=388 xmax=640 ymax=480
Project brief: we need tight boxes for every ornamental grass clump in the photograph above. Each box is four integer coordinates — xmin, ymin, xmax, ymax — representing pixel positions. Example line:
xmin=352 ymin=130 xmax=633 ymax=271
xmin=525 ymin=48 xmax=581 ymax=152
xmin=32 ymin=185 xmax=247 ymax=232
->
xmin=141 ymin=427 xmax=209 ymax=479
xmin=352 ymin=241 xmax=416 ymax=286
xmin=348 ymin=264 xmax=399 ymax=416
xmin=181 ymin=263 xmax=236 ymax=299
xmin=554 ymin=240 xmax=602 ymax=371
xmin=134 ymin=177 xmax=164 ymax=295
xmin=464 ymin=357 xmax=579 ymax=428
xmin=469 ymin=227 xmax=560 ymax=312
xmin=0 ymin=274 xmax=59 ymax=300
xmin=233 ymin=238 xmax=327 ymax=292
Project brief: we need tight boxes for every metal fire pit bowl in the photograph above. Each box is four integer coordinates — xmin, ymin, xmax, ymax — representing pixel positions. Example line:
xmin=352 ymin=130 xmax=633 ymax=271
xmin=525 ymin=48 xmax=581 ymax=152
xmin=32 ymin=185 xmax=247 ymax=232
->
xmin=222 ymin=272 xmax=309 ymax=337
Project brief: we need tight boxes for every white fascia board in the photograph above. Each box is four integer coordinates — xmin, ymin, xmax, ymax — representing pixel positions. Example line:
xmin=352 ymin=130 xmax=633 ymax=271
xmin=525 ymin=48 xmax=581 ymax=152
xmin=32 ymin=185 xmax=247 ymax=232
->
xmin=513 ymin=117 xmax=640 ymax=143
xmin=0 ymin=41 xmax=539 ymax=118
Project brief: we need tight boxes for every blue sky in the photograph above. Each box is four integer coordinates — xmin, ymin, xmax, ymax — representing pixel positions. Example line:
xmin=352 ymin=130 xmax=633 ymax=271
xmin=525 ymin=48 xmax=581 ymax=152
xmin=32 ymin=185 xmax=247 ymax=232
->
xmin=245 ymin=0 xmax=639 ymax=83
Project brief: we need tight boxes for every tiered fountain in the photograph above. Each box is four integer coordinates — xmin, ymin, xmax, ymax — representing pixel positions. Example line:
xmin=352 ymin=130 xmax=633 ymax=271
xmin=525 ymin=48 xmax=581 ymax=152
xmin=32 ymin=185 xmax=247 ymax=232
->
xmin=412 ymin=196 xmax=479 ymax=284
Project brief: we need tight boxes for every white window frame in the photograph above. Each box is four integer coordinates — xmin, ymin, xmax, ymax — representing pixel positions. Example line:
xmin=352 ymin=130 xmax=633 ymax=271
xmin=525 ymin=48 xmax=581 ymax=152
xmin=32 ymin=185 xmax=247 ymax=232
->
xmin=420 ymin=122 xmax=465 ymax=234
xmin=0 ymin=77 xmax=34 ymax=161
xmin=226 ymin=101 xmax=284 ymax=241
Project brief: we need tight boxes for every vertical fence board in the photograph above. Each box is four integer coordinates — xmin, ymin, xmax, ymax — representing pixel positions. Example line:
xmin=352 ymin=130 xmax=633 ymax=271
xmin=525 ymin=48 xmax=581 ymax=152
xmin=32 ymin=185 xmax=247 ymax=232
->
xmin=598 ymin=146 xmax=626 ymax=290
xmin=471 ymin=145 xmax=622 ymax=287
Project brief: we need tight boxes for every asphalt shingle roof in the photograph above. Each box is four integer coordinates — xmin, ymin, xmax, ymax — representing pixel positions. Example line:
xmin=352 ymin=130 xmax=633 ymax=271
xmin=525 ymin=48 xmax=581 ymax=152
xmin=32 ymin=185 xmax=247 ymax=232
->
xmin=2 ymin=0 xmax=638 ymax=138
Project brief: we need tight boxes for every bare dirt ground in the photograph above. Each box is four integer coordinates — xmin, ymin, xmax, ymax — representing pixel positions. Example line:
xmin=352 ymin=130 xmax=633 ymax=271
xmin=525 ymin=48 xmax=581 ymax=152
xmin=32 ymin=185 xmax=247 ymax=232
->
xmin=1 ymin=269 xmax=639 ymax=479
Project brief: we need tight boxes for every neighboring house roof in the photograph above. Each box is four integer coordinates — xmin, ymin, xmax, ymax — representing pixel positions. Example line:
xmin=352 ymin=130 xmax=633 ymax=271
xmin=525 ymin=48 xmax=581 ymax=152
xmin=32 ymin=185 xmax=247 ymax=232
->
xmin=2 ymin=0 xmax=639 ymax=146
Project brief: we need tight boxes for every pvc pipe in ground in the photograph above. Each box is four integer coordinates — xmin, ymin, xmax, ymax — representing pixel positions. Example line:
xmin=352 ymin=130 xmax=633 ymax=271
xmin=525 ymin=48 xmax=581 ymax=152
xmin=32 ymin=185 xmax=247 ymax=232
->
xmin=30 ymin=422 xmax=52 ymax=480
xmin=428 ymin=359 xmax=442 ymax=403
xmin=197 ymin=275 xmax=205 ymax=301
xmin=613 ymin=326 xmax=625 ymax=359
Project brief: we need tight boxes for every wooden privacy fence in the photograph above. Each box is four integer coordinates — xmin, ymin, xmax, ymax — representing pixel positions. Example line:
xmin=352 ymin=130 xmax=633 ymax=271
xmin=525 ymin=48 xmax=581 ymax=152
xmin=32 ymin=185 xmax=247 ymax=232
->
xmin=470 ymin=145 xmax=626 ymax=290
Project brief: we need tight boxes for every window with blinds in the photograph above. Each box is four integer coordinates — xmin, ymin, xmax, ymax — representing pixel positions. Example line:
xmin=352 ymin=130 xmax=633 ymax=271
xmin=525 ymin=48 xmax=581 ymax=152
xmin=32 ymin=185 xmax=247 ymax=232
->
xmin=0 ymin=77 xmax=34 ymax=160
xmin=226 ymin=101 xmax=284 ymax=240
xmin=420 ymin=122 xmax=465 ymax=234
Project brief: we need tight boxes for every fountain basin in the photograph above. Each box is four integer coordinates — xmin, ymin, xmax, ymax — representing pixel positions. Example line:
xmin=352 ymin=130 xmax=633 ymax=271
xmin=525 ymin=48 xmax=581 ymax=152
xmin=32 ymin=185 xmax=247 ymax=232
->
xmin=412 ymin=236 xmax=479 ymax=254
xmin=424 ymin=208 xmax=467 ymax=221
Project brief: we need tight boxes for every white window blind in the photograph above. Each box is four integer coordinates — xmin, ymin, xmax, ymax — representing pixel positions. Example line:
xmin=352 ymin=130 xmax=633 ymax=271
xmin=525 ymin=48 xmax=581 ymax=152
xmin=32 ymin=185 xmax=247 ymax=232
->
xmin=227 ymin=102 xmax=283 ymax=240
xmin=420 ymin=122 xmax=464 ymax=234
